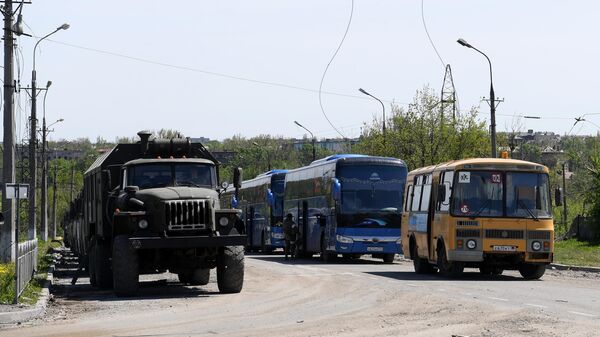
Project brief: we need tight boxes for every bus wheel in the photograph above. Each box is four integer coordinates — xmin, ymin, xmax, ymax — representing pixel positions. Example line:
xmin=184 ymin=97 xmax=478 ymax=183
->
xmin=412 ymin=244 xmax=434 ymax=274
xmin=518 ymin=263 xmax=546 ymax=280
xmin=382 ymin=254 xmax=395 ymax=264
xmin=436 ymin=242 xmax=464 ymax=278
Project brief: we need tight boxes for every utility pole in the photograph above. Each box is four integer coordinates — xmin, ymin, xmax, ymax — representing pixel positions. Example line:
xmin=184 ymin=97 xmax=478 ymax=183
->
xmin=562 ymin=162 xmax=568 ymax=231
xmin=40 ymin=117 xmax=47 ymax=240
xmin=1 ymin=0 xmax=17 ymax=263
xmin=51 ymin=160 xmax=57 ymax=240
xmin=28 ymin=51 xmax=37 ymax=241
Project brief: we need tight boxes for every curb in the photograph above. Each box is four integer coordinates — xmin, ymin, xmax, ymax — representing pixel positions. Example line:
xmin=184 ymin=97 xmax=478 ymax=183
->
xmin=549 ymin=263 xmax=600 ymax=273
xmin=0 ymin=255 xmax=56 ymax=325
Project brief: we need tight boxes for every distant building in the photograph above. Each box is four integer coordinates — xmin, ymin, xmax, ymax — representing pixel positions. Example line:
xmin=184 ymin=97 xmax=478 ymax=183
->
xmin=292 ymin=138 xmax=359 ymax=153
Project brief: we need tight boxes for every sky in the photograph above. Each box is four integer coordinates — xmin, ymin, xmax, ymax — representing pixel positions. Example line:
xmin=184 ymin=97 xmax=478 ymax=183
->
xmin=5 ymin=0 xmax=600 ymax=143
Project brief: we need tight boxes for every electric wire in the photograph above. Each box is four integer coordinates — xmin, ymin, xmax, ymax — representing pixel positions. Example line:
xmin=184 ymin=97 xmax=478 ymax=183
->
xmin=421 ymin=0 xmax=445 ymax=68
xmin=317 ymin=0 xmax=355 ymax=139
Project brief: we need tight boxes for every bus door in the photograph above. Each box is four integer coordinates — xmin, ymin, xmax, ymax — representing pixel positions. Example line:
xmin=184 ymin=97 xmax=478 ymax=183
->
xmin=302 ymin=201 xmax=309 ymax=253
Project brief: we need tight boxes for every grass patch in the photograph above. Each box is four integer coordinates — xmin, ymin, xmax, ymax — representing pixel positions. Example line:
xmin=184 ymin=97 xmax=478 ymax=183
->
xmin=0 ymin=239 xmax=61 ymax=305
xmin=554 ymin=239 xmax=600 ymax=267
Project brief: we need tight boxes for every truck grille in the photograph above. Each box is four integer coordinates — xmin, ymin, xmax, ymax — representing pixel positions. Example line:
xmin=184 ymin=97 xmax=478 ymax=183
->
xmin=165 ymin=199 xmax=210 ymax=231
xmin=485 ymin=229 xmax=524 ymax=239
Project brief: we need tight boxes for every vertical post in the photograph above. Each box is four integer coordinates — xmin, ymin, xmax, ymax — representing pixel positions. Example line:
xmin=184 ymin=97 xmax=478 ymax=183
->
xmin=562 ymin=162 xmax=568 ymax=231
xmin=52 ymin=161 xmax=57 ymax=239
xmin=1 ymin=0 xmax=16 ymax=263
xmin=311 ymin=137 xmax=316 ymax=162
xmin=28 ymin=71 xmax=37 ymax=240
xmin=40 ymin=119 xmax=47 ymax=241
xmin=70 ymin=162 xmax=74 ymax=202
xmin=14 ymin=185 xmax=19 ymax=304
xmin=490 ymin=83 xmax=497 ymax=158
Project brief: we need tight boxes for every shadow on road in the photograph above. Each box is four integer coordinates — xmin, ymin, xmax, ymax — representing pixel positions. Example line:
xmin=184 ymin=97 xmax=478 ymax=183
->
xmin=366 ymin=270 xmax=529 ymax=282
xmin=248 ymin=253 xmax=392 ymax=266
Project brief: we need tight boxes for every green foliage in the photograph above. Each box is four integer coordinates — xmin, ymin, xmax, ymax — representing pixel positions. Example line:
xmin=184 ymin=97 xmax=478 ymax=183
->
xmin=554 ymin=239 xmax=600 ymax=267
xmin=0 ymin=262 xmax=15 ymax=304
xmin=355 ymin=86 xmax=489 ymax=170
xmin=584 ymin=141 xmax=600 ymax=238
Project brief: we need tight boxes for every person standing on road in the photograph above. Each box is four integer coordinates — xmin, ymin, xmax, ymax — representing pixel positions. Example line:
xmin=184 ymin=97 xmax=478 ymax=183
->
xmin=283 ymin=213 xmax=296 ymax=260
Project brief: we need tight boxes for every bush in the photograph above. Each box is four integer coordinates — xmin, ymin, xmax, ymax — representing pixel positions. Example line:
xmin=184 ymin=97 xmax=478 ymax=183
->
xmin=0 ymin=263 xmax=16 ymax=304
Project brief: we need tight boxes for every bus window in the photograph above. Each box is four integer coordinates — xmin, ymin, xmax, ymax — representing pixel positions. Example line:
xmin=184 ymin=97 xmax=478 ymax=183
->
xmin=411 ymin=176 xmax=422 ymax=212
xmin=420 ymin=174 xmax=432 ymax=212
xmin=405 ymin=185 xmax=413 ymax=211
xmin=452 ymin=171 xmax=503 ymax=217
xmin=506 ymin=172 xmax=551 ymax=218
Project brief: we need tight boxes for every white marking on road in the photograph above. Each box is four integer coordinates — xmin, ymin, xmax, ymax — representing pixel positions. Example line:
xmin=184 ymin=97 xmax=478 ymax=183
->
xmin=568 ymin=311 xmax=598 ymax=318
xmin=487 ymin=296 xmax=509 ymax=302
xmin=406 ymin=283 xmax=420 ymax=287
xmin=524 ymin=303 xmax=547 ymax=309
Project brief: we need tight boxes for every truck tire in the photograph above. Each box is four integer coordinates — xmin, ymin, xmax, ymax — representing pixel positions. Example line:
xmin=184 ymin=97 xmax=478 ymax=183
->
xmin=94 ymin=239 xmax=113 ymax=289
xmin=382 ymin=253 xmax=395 ymax=263
xmin=112 ymin=235 xmax=139 ymax=296
xmin=518 ymin=263 xmax=546 ymax=280
xmin=217 ymin=246 xmax=244 ymax=293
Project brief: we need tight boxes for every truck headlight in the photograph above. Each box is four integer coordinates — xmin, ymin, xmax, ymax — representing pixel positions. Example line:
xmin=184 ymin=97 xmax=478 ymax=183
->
xmin=532 ymin=241 xmax=542 ymax=251
xmin=219 ymin=216 xmax=229 ymax=227
xmin=336 ymin=235 xmax=353 ymax=244
xmin=466 ymin=239 xmax=477 ymax=250
xmin=138 ymin=219 xmax=149 ymax=229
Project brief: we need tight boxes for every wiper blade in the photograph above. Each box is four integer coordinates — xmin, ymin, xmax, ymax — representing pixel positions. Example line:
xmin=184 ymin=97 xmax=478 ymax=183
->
xmin=469 ymin=199 xmax=491 ymax=218
xmin=518 ymin=200 xmax=539 ymax=221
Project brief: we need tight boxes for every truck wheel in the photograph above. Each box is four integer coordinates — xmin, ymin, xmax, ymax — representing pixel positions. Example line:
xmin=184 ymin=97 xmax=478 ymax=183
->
xmin=518 ymin=263 xmax=546 ymax=280
xmin=112 ymin=235 xmax=139 ymax=296
xmin=94 ymin=239 xmax=113 ymax=289
xmin=190 ymin=268 xmax=210 ymax=286
xmin=217 ymin=246 xmax=244 ymax=293
xmin=436 ymin=242 xmax=464 ymax=278
xmin=383 ymin=254 xmax=395 ymax=263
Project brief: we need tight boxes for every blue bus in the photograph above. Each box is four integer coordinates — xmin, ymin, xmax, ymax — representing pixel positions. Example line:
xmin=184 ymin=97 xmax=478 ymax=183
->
xmin=283 ymin=155 xmax=407 ymax=262
xmin=221 ymin=170 xmax=287 ymax=253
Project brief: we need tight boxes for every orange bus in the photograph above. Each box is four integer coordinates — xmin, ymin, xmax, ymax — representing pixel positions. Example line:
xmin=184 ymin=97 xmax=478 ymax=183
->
xmin=402 ymin=158 xmax=555 ymax=279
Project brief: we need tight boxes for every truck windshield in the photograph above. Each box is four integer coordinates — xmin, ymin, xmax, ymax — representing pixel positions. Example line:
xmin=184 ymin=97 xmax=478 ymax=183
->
xmin=452 ymin=171 xmax=551 ymax=219
xmin=127 ymin=163 xmax=214 ymax=189
xmin=338 ymin=164 xmax=406 ymax=214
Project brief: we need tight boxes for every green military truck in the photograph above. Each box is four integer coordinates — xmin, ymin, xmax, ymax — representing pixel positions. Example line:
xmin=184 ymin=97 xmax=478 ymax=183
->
xmin=66 ymin=131 xmax=245 ymax=296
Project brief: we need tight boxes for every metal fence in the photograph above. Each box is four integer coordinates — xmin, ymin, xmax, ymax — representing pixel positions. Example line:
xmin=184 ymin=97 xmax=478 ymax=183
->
xmin=16 ymin=239 xmax=38 ymax=299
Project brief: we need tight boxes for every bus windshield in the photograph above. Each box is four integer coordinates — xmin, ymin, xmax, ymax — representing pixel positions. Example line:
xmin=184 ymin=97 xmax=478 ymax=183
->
xmin=338 ymin=164 xmax=406 ymax=214
xmin=452 ymin=171 xmax=551 ymax=218
xmin=271 ymin=179 xmax=285 ymax=218
xmin=127 ymin=163 xmax=215 ymax=189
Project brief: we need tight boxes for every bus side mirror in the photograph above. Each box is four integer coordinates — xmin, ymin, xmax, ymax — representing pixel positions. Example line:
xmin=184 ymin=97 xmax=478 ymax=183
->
xmin=554 ymin=187 xmax=563 ymax=206
xmin=332 ymin=178 xmax=341 ymax=201
xmin=437 ymin=185 xmax=446 ymax=202
xmin=233 ymin=167 xmax=243 ymax=189
xmin=266 ymin=189 xmax=274 ymax=206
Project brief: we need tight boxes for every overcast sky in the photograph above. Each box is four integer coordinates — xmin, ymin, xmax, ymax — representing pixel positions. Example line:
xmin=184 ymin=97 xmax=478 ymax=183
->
xmin=7 ymin=1 xmax=600 ymax=143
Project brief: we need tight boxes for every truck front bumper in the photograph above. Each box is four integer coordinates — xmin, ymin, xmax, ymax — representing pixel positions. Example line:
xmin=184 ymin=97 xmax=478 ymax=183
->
xmin=129 ymin=235 xmax=247 ymax=250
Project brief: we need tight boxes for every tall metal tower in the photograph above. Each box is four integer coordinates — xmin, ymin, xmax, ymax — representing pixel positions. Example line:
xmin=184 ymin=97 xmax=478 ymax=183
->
xmin=440 ymin=64 xmax=458 ymax=122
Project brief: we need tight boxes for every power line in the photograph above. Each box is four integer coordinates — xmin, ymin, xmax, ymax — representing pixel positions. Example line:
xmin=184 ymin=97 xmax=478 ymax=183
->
xmin=317 ymin=0 xmax=355 ymax=139
xmin=421 ymin=0 xmax=445 ymax=68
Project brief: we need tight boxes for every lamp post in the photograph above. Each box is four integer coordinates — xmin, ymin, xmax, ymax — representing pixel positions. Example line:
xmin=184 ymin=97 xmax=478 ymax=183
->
xmin=294 ymin=120 xmax=316 ymax=162
xmin=358 ymin=88 xmax=386 ymax=145
xmin=457 ymin=38 xmax=497 ymax=158
xmin=252 ymin=142 xmax=271 ymax=171
xmin=40 ymin=113 xmax=63 ymax=241
xmin=28 ymin=23 xmax=69 ymax=240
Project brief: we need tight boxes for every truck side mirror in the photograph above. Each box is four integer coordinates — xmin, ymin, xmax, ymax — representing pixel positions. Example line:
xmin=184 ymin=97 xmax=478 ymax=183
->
xmin=437 ymin=184 xmax=446 ymax=202
xmin=233 ymin=167 xmax=243 ymax=189
xmin=554 ymin=187 xmax=563 ymax=206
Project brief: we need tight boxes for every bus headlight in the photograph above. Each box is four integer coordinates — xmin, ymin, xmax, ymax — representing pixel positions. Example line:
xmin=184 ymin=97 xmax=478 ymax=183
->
xmin=336 ymin=235 xmax=353 ymax=244
xmin=466 ymin=239 xmax=477 ymax=250
xmin=219 ymin=216 xmax=229 ymax=227
xmin=138 ymin=219 xmax=149 ymax=229
xmin=532 ymin=241 xmax=542 ymax=251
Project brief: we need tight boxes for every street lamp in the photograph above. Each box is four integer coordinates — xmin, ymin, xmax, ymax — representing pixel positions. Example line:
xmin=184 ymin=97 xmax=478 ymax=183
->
xmin=29 ymin=23 xmax=69 ymax=240
xmin=252 ymin=142 xmax=271 ymax=171
xmin=294 ymin=120 xmax=316 ymax=162
xmin=358 ymin=88 xmax=386 ymax=145
xmin=457 ymin=38 xmax=498 ymax=158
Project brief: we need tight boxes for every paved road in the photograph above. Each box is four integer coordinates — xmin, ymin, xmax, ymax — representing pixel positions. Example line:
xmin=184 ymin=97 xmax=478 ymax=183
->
xmin=1 ymin=250 xmax=599 ymax=336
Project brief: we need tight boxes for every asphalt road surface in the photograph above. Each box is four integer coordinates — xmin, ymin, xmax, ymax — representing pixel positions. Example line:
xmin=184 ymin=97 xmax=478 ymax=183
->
xmin=1 ymin=249 xmax=599 ymax=337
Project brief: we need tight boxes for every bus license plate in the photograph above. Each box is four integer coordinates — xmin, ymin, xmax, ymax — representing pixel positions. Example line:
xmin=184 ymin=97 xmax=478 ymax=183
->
xmin=493 ymin=245 xmax=516 ymax=252
xmin=367 ymin=247 xmax=384 ymax=252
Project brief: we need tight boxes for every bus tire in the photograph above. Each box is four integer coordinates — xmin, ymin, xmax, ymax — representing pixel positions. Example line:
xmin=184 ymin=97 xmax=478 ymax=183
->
xmin=217 ymin=246 xmax=244 ymax=293
xmin=112 ymin=235 xmax=139 ymax=297
xmin=412 ymin=243 xmax=434 ymax=274
xmin=383 ymin=254 xmax=395 ymax=263
xmin=518 ymin=263 xmax=546 ymax=280
xmin=94 ymin=238 xmax=113 ymax=289
xmin=436 ymin=241 xmax=464 ymax=278
xmin=320 ymin=235 xmax=334 ymax=263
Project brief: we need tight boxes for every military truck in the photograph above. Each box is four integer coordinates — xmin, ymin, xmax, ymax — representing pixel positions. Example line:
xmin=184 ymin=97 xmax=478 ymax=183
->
xmin=66 ymin=131 xmax=245 ymax=296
